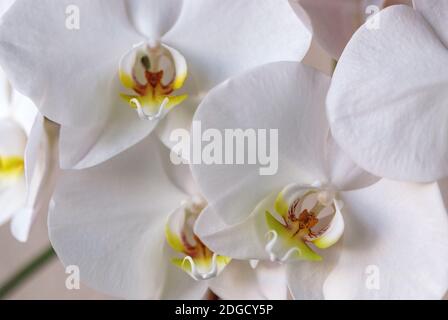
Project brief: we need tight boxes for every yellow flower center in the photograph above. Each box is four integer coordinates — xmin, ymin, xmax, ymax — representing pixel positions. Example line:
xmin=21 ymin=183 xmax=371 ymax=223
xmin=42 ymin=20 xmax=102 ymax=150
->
xmin=265 ymin=185 xmax=344 ymax=262
xmin=0 ymin=155 xmax=24 ymax=180
xmin=165 ymin=196 xmax=231 ymax=280
xmin=119 ymin=43 xmax=188 ymax=120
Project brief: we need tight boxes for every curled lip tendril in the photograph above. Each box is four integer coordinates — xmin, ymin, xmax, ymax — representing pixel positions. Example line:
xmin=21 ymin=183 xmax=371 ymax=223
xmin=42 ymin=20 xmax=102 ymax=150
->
xmin=182 ymin=253 xmax=219 ymax=281
xmin=130 ymin=97 xmax=169 ymax=121
xmin=265 ymin=230 xmax=302 ymax=263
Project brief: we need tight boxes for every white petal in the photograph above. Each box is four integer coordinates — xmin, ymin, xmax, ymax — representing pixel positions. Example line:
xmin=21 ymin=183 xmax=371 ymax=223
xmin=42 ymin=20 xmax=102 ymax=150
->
xmin=163 ymin=0 xmax=311 ymax=93
xmin=11 ymin=116 xmax=60 ymax=242
xmin=0 ymin=117 xmax=26 ymax=155
xmin=155 ymin=98 xmax=196 ymax=152
xmin=194 ymin=192 xmax=281 ymax=261
xmin=287 ymin=243 xmax=341 ymax=299
xmin=194 ymin=205 xmax=269 ymax=261
xmin=158 ymin=142 xmax=201 ymax=196
xmin=0 ymin=0 xmax=14 ymax=17
xmin=0 ymin=68 xmax=12 ymax=116
xmin=327 ymin=5 xmax=448 ymax=182
xmin=58 ymin=94 xmax=157 ymax=169
xmin=254 ymin=262 xmax=289 ymax=300
xmin=10 ymin=91 xmax=38 ymax=135
xmin=159 ymin=244 xmax=210 ymax=299
xmin=0 ymin=117 xmax=27 ymax=226
xmin=0 ymin=177 xmax=26 ymax=225
xmin=0 ymin=0 xmax=142 ymax=126
xmin=191 ymin=62 xmax=330 ymax=224
xmin=324 ymin=179 xmax=448 ymax=299
xmin=49 ymin=135 xmax=187 ymax=299
xmin=413 ymin=0 xmax=448 ymax=48
xmin=326 ymin=135 xmax=379 ymax=191
xmin=126 ymin=0 xmax=183 ymax=41
xmin=209 ymin=261 xmax=274 ymax=300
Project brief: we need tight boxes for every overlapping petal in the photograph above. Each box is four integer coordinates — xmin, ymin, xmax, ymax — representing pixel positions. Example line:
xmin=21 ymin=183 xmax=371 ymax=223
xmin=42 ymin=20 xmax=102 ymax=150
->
xmin=192 ymin=62 xmax=330 ymax=224
xmin=192 ymin=61 xmax=375 ymax=230
xmin=327 ymin=5 xmax=448 ymax=182
xmin=127 ymin=0 xmax=184 ymax=40
xmin=49 ymin=135 xmax=186 ymax=298
xmin=163 ymin=0 xmax=311 ymax=93
xmin=209 ymin=261 xmax=285 ymax=300
xmin=0 ymin=0 xmax=141 ymax=126
xmin=11 ymin=116 xmax=60 ymax=242
xmin=324 ymin=179 xmax=448 ymax=299
xmin=413 ymin=0 xmax=448 ymax=49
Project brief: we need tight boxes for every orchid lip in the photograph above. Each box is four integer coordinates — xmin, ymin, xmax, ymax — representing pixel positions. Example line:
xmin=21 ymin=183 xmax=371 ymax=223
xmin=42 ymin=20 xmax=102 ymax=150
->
xmin=165 ymin=195 xmax=231 ymax=281
xmin=265 ymin=230 xmax=302 ymax=263
xmin=118 ymin=42 xmax=188 ymax=121
xmin=131 ymin=97 xmax=169 ymax=120
xmin=263 ymin=184 xmax=345 ymax=262
xmin=182 ymin=253 xmax=219 ymax=281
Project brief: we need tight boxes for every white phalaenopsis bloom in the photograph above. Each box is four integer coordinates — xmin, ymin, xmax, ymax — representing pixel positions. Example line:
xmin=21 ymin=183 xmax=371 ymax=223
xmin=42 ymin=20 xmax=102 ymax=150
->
xmin=0 ymin=0 xmax=310 ymax=170
xmin=0 ymin=0 xmax=60 ymax=242
xmin=0 ymin=69 xmax=60 ymax=242
xmin=290 ymin=0 xmax=409 ymax=59
xmin=190 ymin=62 xmax=448 ymax=299
xmin=327 ymin=2 xmax=448 ymax=183
xmin=48 ymin=136 xmax=288 ymax=299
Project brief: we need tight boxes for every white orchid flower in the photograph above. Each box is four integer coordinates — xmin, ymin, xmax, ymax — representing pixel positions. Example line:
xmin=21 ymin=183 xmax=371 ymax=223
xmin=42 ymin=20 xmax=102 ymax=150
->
xmin=289 ymin=0 xmax=410 ymax=59
xmin=0 ymin=67 xmax=60 ymax=242
xmin=48 ymin=135 xmax=288 ymax=299
xmin=0 ymin=0 xmax=311 ymax=170
xmin=191 ymin=62 xmax=448 ymax=299
xmin=327 ymin=2 xmax=448 ymax=184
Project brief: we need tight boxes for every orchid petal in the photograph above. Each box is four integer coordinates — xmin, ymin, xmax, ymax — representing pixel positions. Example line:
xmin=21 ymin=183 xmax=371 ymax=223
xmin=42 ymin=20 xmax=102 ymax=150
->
xmin=327 ymin=5 xmax=448 ymax=182
xmin=0 ymin=68 xmax=12 ymax=116
xmin=310 ymin=200 xmax=344 ymax=249
xmin=326 ymin=135 xmax=379 ymax=191
xmin=49 ymin=135 xmax=186 ymax=299
xmin=159 ymin=247 xmax=210 ymax=300
xmin=0 ymin=0 xmax=14 ymax=17
xmin=58 ymin=91 xmax=158 ymax=169
xmin=413 ymin=0 xmax=448 ymax=48
xmin=324 ymin=179 xmax=448 ymax=299
xmin=11 ymin=116 xmax=60 ymax=242
xmin=0 ymin=177 xmax=25 ymax=226
xmin=287 ymin=242 xmax=342 ymax=299
xmin=0 ymin=0 xmax=142 ymax=126
xmin=0 ymin=118 xmax=26 ymax=225
xmin=0 ymin=118 xmax=26 ymax=156
xmin=126 ymin=0 xmax=184 ymax=41
xmin=191 ymin=62 xmax=330 ymax=224
xmin=194 ymin=193 xmax=278 ymax=261
xmin=209 ymin=261 xmax=286 ymax=300
xmin=10 ymin=91 xmax=38 ymax=135
xmin=163 ymin=0 xmax=311 ymax=93
xmin=253 ymin=263 xmax=289 ymax=300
